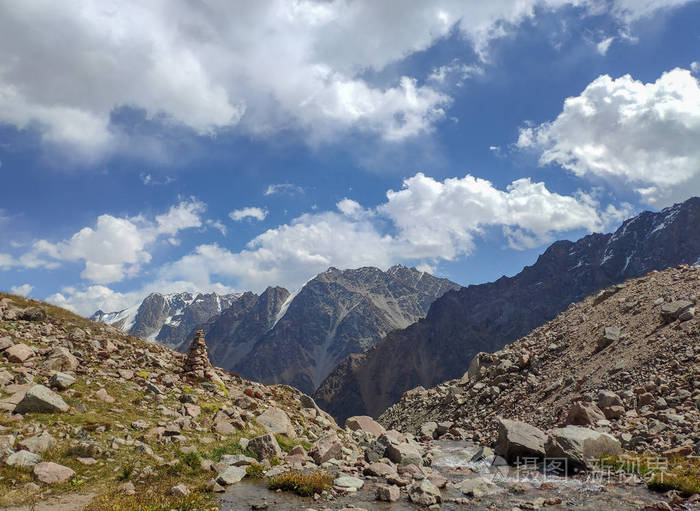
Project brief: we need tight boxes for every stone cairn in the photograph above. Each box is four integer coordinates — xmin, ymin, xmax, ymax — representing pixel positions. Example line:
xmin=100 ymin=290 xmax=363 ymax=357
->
xmin=182 ymin=330 xmax=216 ymax=381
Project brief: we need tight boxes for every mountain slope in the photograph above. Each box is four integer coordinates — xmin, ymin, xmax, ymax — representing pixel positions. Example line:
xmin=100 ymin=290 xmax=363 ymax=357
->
xmin=229 ymin=265 xmax=460 ymax=394
xmin=379 ymin=264 xmax=700 ymax=456
xmin=314 ymin=197 xmax=700 ymax=423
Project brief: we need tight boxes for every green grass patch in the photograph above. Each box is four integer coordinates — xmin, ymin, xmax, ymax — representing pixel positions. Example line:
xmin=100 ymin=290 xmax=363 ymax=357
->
xmin=246 ymin=463 xmax=265 ymax=478
xmin=599 ymin=454 xmax=700 ymax=496
xmin=275 ymin=434 xmax=311 ymax=453
xmin=268 ymin=471 xmax=333 ymax=497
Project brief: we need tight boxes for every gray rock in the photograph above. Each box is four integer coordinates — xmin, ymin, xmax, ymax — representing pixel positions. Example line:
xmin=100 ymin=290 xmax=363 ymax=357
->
xmin=545 ymin=425 xmax=622 ymax=470
xmin=467 ymin=352 xmax=493 ymax=382
xmin=19 ymin=307 xmax=47 ymax=322
xmin=33 ymin=462 xmax=75 ymax=484
xmin=14 ymin=385 xmax=69 ymax=414
xmin=386 ymin=442 xmax=423 ymax=467
xmin=309 ymin=433 xmax=343 ymax=464
xmin=419 ymin=421 xmax=438 ymax=439
xmin=4 ymin=343 xmax=34 ymax=363
xmin=376 ymin=483 xmax=400 ymax=502
xmin=494 ymin=418 xmax=546 ymax=464
xmin=6 ymin=450 xmax=41 ymax=467
xmin=346 ymin=415 xmax=385 ymax=436
xmin=247 ymin=434 xmax=282 ymax=461
xmin=18 ymin=431 xmax=56 ymax=453
xmin=220 ymin=454 xmax=257 ymax=466
xmin=661 ymin=300 xmax=693 ymax=321
xmin=566 ymin=402 xmax=606 ymax=426
xmin=49 ymin=372 xmax=76 ymax=390
xmin=256 ymin=407 xmax=295 ymax=438
xmin=597 ymin=390 xmax=623 ymax=409
xmin=216 ymin=466 xmax=246 ymax=485
xmin=334 ymin=476 xmax=364 ymax=490
xmin=408 ymin=479 xmax=441 ymax=506
xmin=42 ymin=347 xmax=78 ymax=372
xmin=459 ymin=474 xmax=504 ymax=497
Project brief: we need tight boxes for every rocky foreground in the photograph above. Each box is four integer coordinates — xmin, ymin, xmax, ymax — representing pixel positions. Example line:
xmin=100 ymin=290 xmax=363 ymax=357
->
xmin=0 ymin=266 xmax=698 ymax=510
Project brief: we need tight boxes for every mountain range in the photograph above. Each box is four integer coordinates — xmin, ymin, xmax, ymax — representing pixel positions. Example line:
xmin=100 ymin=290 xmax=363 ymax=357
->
xmin=313 ymin=197 xmax=700 ymax=422
xmin=92 ymin=265 xmax=460 ymax=395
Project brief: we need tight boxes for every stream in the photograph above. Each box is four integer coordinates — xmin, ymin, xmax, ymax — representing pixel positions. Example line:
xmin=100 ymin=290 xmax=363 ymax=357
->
xmin=220 ymin=441 xmax=677 ymax=510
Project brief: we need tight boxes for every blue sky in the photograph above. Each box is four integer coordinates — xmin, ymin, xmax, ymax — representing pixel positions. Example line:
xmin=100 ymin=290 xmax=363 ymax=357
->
xmin=1 ymin=0 xmax=699 ymax=315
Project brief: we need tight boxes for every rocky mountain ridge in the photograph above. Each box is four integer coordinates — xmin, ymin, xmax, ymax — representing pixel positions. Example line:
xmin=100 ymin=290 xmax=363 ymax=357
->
xmin=314 ymin=197 xmax=700 ymax=423
xmin=379 ymin=264 xmax=700 ymax=459
xmin=94 ymin=265 xmax=460 ymax=396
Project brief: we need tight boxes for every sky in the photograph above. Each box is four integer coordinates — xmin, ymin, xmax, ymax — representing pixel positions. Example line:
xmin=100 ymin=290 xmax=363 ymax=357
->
xmin=1 ymin=0 xmax=699 ymax=316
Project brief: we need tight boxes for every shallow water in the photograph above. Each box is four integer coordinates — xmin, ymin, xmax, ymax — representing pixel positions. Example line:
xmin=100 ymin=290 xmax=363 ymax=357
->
xmin=220 ymin=440 xmax=674 ymax=511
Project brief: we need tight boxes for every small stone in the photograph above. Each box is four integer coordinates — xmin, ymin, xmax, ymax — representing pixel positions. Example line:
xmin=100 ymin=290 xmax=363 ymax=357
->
xmin=376 ymin=483 xmax=400 ymax=502
xmin=49 ymin=372 xmax=76 ymax=390
xmin=19 ymin=431 xmax=56 ymax=453
xmin=408 ymin=479 xmax=441 ymax=506
xmin=170 ymin=484 xmax=190 ymax=496
xmin=15 ymin=385 xmax=69 ymax=414
xmin=95 ymin=388 xmax=115 ymax=403
xmin=4 ymin=343 xmax=34 ymax=363
xmin=6 ymin=450 xmax=41 ymax=467
xmin=334 ymin=476 xmax=364 ymax=490
xmin=216 ymin=465 xmax=246 ymax=485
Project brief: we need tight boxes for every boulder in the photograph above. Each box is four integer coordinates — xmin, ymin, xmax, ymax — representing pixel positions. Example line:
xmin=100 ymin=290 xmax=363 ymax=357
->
xmin=256 ymin=407 xmax=295 ymax=438
xmin=216 ymin=466 xmax=246 ymax=485
xmin=247 ymin=434 xmax=282 ymax=461
xmin=49 ymin=372 xmax=76 ymax=390
xmin=309 ymin=433 xmax=343 ymax=464
xmin=19 ymin=307 xmax=47 ymax=321
xmin=364 ymin=462 xmax=396 ymax=477
xmin=385 ymin=442 xmax=423 ymax=467
xmin=41 ymin=347 xmax=78 ymax=372
xmin=459 ymin=474 xmax=504 ymax=497
xmin=597 ymin=390 xmax=623 ymax=409
xmin=566 ymin=402 xmax=606 ymax=426
xmin=408 ymin=479 xmax=441 ymax=506
xmin=6 ymin=450 xmax=41 ymax=468
xmin=33 ymin=462 xmax=75 ymax=484
xmin=661 ymin=300 xmax=693 ymax=321
xmin=346 ymin=415 xmax=385 ymax=436
xmin=419 ymin=421 xmax=438 ymax=439
xmin=18 ymin=431 xmax=56 ymax=453
xmin=4 ymin=343 xmax=34 ymax=363
xmin=334 ymin=476 xmax=364 ymax=490
xmin=14 ymin=385 xmax=69 ymax=414
xmin=376 ymin=483 xmax=400 ymax=502
xmin=545 ymin=426 xmax=622 ymax=470
xmin=494 ymin=418 xmax=546 ymax=464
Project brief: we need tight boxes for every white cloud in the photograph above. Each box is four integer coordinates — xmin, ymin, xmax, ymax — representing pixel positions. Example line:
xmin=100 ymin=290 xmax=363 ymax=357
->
xmin=18 ymin=199 xmax=205 ymax=284
xmin=229 ymin=207 xmax=268 ymax=222
xmin=692 ymin=61 xmax=699 ymax=74
xmin=10 ymin=284 xmax=33 ymax=296
xmin=264 ymin=184 xmax=305 ymax=196
xmin=596 ymin=36 xmax=615 ymax=55
xmin=158 ymin=172 xmax=625 ymax=292
xmin=0 ymin=1 xmax=692 ymax=157
xmin=206 ymin=219 xmax=227 ymax=235
xmin=518 ymin=67 xmax=700 ymax=207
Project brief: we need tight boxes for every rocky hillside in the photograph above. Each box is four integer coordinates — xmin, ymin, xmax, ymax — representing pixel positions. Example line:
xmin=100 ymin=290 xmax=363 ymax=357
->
xmin=380 ymin=264 xmax=700 ymax=457
xmin=315 ymin=197 xmax=700 ymax=423
xmin=92 ymin=291 xmax=243 ymax=348
xmin=0 ymin=292 xmax=350 ymax=508
xmin=234 ymin=265 xmax=460 ymax=394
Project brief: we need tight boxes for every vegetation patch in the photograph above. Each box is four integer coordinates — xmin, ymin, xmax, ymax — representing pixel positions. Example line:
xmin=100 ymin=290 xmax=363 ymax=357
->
xmin=268 ymin=471 xmax=333 ymax=497
xmin=275 ymin=433 xmax=312 ymax=453
xmin=599 ymin=454 xmax=700 ymax=496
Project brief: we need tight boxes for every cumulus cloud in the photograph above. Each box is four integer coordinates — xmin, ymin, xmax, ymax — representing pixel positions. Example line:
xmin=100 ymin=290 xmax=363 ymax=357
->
xmin=518 ymin=67 xmax=700 ymax=207
xmin=692 ymin=61 xmax=699 ymax=74
xmin=0 ymin=1 xmax=692 ymax=158
xmin=10 ymin=284 xmax=33 ymax=296
xmin=229 ymin=207 xmax=268 ymax=222
xmin=16 ymin=199 xmax=206 ymax=284
xmin=157 ymin=172 xmax=625 ymax=292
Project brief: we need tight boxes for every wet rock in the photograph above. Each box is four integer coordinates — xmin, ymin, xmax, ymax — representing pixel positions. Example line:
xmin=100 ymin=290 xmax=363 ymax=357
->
xmin=309 ymin=433 xmax=343 ymax=464
xmin=408 ymin=478 xmax=441 ymax=506
xmin=33 ymin=461 xmax=75 ymax=484
xmin=459 ymin=474 xmax=503 ymax=497
xmin=247 ymin=434 xmax=282 ymax=461
xmin=545 ymin=426 xmax=622 ymax=470
xmin=494 ymin=418 xmax=546 ymax=463
xmin=15 ymin=385 xmax=69 ymax=413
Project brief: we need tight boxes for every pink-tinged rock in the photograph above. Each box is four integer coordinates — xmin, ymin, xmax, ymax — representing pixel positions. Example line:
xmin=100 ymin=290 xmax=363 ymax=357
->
xmin=41 ymin=347 xmax=78 ymax=372
xmin=95 ymin=388 xmax=115 ymax=403
xmin=33 ymin=462 xmax=75 ymax=484
xmin=184 ymin=403 xmax=201 ymax=418
xmin=0 ymin=336 xmax=13 ymax=351
xmin=309 ymin=433 xmax=343 ymax=464
xmin=117 ymin=369 xmax=134 ymax=380
xmin=5 ymin=343 xmax=34 ymax=363
xmin=346 ymin=415 xmax=386 ymax=436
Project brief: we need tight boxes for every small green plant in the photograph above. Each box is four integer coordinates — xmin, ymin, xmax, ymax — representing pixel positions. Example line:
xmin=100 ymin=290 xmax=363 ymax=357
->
xmin=246 ymin=463 xmax=265 ymax=478
xmin=275 ymin=434 xmax=311 ymax=453
xmin=136 ymin=370 xmax=149 ymax=379
xmin=268 ymin=471 xmax=333 ymax=497
xmin=117 ymin=464 xmax=135 ymax=481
